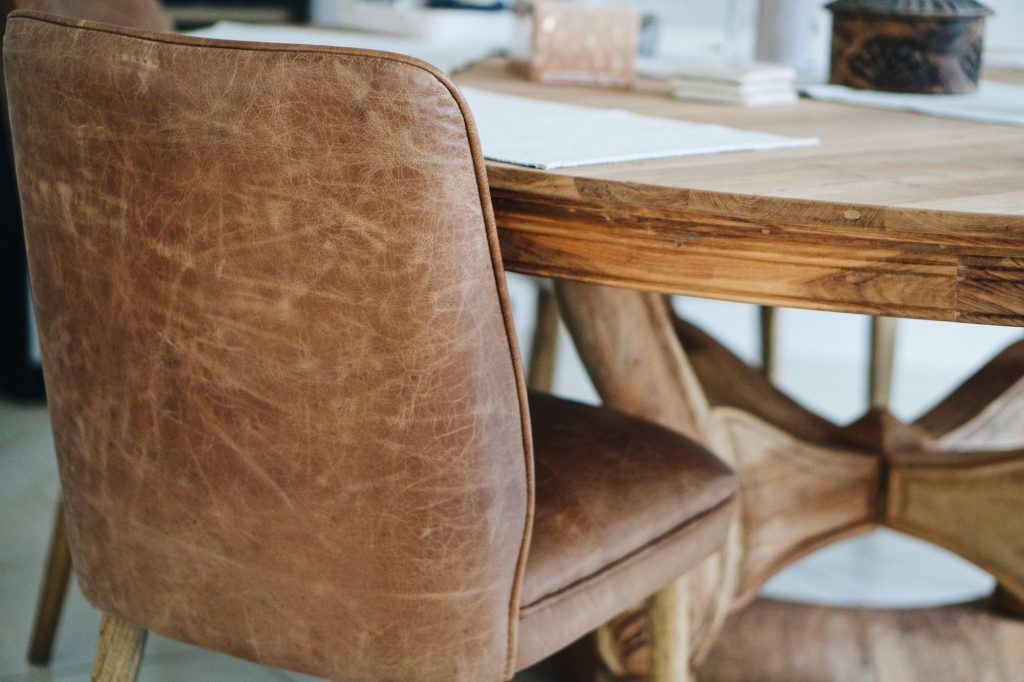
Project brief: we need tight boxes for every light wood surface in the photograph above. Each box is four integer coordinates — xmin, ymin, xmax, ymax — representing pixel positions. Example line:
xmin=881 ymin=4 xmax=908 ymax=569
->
xmin=526 ymin=282 xmax=560 ymax=392
xmin=869 ymin=317 xmax=898 ymax=409
xmin=887 ymin=448 xmax=1024 ymax=609
xmin=647 ymin=578 xmax=692 ymax=682
xmin=698 ymin=597 xmax=1024 ymax=682
xmin=552 ymin=282 xmax=1024 ymax=680
xmin=91 ymin=613 xmax=146 ymax=682
xmin=555 ymin=283 xmax=880 ymax=673
xmin=758 ymin=307 xmax=778 ymax=380
xmin=27 ymin=499 xmax=72 ymax=665
xmin=455 ymin=61 xmax=1024 ymax=325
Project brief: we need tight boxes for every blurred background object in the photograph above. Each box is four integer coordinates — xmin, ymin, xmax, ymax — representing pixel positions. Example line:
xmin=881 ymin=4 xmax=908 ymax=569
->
xmin=164 ymin=0 xmax=308 ymax=27
xmin=826 ymin=0 xmax=994 ymax=94
xmin=756 ymin=0 xmax=821 ymax=79
xmin=510 ymin=1 xmax=640 ymax=86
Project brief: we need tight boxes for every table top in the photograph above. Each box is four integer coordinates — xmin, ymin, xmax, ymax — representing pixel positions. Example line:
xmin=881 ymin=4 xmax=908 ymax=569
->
xmin=455 ymin=61 xmax=1024 ymax=326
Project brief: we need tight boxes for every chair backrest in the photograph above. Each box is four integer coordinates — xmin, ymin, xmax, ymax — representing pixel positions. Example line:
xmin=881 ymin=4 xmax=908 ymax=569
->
xmin=4 ymin=11 xmax=533 ymax=682
xmin=0 ymin=1 xmax=167 ymax=396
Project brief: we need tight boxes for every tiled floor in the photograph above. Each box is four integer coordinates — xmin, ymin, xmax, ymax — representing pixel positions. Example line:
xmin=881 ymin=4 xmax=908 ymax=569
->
xmin=1 ymin=281 xmax=1016 ymax=680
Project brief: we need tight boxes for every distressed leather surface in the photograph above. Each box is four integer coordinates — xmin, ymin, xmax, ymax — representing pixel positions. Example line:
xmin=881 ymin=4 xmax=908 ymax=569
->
xmin=7 ymin=11 xmax=737 ymax=681
xmin=519 ymin=392 xmax=736 ymax=669
xmin=7 ymin=12 xmax=532 ymax=681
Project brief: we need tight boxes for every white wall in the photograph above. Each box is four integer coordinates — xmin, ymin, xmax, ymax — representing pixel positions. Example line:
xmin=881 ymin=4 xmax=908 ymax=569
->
xmin=631 ymin=0 xmax=1021 ymax=56
xmin=985 ymin=0 xmax=1024 ymax=49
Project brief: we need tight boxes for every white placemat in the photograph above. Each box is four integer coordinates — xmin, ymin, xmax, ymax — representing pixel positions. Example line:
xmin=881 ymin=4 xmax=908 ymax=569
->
xmin=803 ymin=81 xmax=1024 ymax=127
xmin=460 ymin=87 xmax=819 ymax=170
xmin=188 ymin=21 xmax=499 ymax=75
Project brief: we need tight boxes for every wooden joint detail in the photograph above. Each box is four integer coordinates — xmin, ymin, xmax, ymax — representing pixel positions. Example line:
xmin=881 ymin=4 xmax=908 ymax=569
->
xmin=956 ymin=255 xmax=1024 ymax=325
xmin=493 ymin=190 xmax=970 ymax=323
xmin=886 ymin=450 xmax=1024 ymax=606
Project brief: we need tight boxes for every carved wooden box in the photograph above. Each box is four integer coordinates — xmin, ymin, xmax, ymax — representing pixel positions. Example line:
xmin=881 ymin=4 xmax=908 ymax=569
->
xmin=826 ymin=0 xmax=993 ymax=94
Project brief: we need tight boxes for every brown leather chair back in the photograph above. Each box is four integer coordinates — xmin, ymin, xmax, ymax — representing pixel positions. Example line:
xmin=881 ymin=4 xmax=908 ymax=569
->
xmin=5 ymin=11 xmax=533 ymax=682
xmin=0 ymin=1 xmax=168 ymax=397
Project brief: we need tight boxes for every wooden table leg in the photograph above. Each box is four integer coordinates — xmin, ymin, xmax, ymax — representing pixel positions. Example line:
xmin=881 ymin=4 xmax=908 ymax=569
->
xmin=553 ymin=281 xmax=1024 ymax=680
xmin=555 ymin=282 xmax=880 ymax=674
xmin=27 ymin=497 xmax=73 ymax=665
xmin=758 ymin=306 xmax=778 ymax=381
xmin=886 ymin=447 xmax=1024 ymax=609
xmin=527 ymin=282 xmax=561 ymax=392
xmin=869 ymin=317 xmax=898 ymax=409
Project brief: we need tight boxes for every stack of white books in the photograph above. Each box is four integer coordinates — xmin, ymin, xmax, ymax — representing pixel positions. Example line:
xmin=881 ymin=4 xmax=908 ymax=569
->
xmin=670 ymin=63 xmax=798 ymax=107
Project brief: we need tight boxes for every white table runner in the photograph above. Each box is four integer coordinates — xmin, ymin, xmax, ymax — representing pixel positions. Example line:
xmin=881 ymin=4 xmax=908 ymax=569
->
xmin=803 ymin=81 xmax=1024 ymax=128
xmin=459 ymin=87 xmax=819 ymax=170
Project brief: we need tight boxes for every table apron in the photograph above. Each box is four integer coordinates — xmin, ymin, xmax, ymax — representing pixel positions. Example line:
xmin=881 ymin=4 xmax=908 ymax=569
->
xmin=491 ymin=190 xmax=1024 ymax=327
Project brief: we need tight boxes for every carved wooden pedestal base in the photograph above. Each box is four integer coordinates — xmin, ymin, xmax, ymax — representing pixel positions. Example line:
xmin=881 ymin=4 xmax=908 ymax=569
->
xmin=700 ymin=597 xmax=1024 ymax=682
xmin=552 ymin=282 xmax=1024 ymax=681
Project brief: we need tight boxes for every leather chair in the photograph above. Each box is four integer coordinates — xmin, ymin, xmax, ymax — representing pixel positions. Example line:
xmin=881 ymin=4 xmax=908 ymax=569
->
xmin=0 ymin=0 xmax=172 ymax=666
xmin=5 ymin=11 xmax=736 ymax=681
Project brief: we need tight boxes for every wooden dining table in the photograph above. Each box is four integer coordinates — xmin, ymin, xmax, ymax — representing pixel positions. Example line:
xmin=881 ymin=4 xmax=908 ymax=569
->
xmin=455 ymin=61 xmax=1024 ymax=681
xmin=461 ymin=60 xmax=1024 ymax=325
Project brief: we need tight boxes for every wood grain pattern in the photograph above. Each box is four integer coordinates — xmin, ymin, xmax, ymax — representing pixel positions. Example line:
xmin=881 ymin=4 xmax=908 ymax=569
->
xmin=27 ymin=499 xmax=72 ymax=665
xmin=453 ymin=61 xmax=1024 ymax=324
xmin=916 ymin=338 xmax=1024 ymax=450
xmin=454 ymin=60 xmax=1024 ymax=677
xmin=887 ymin=448 xmax=1024 ymax=608
xmin=556 ymin=283 xmax=883 ymax=675
xmin=957 ymin=256 xmax=1024 ymax=326
xmin=554 ymin=282 xmax=708 ymax=441
xmin=553 ymin=283 xmax=1024 ymax=680
xmin=554 ymin=282 xmax=739 ymax=666
xmin=699 ymin=597 xmax=1024 ymax=682
xmin=718 ymin=409 xmax=880 ymax=605
xmin=494 ymin=187 xmax=963 ymax=322
xmin=91 ymin=613 xmax=146 ymax=682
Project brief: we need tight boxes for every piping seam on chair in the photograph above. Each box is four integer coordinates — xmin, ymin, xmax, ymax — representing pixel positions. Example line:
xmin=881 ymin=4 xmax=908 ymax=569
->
xmin=6 ymin=12 xmax=536 ymax=680
xmin=518 ymin=492 xmax=736 ymax=617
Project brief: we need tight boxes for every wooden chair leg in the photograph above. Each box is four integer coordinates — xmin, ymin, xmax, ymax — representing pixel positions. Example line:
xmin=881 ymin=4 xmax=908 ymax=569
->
xmin=758 ymin=306 xmax=778 ymax=381
xmin=27 ymin=498 xmax=73 ymax=665
xmin=92 ymin=612 xmax=147 ymax=682
xmin=647 ymin=576 xmax=692 ymax=682
xmin=527 ymin=283 xmax=560 ymax=392
xmin=869 ymin=317 xmax=898 ymax=409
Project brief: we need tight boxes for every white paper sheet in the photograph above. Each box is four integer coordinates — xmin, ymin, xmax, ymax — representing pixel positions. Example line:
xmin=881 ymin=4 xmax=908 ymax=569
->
xmin=187 ymin=21 xmax=499 ymax=75
xmin=803 ymin=81 xmax=1024 ymax=128
xmin=459 ymin=87 xmax=819 ymax=170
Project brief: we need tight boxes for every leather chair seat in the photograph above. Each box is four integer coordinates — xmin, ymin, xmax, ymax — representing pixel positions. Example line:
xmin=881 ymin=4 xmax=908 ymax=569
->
xmin=517 ymin=393 xmax=736 ymax=669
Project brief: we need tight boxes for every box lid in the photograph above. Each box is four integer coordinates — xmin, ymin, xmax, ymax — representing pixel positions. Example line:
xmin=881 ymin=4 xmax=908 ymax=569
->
xmin=826 ymin=0 xmax=993 ymax=17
